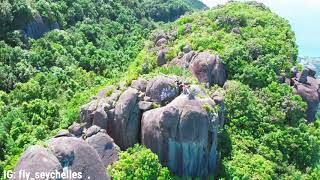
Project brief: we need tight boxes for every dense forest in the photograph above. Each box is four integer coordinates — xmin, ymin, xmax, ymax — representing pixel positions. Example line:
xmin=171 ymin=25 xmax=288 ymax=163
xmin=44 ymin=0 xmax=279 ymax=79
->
xmin=1 ymin=1 xmax=320 ymax=180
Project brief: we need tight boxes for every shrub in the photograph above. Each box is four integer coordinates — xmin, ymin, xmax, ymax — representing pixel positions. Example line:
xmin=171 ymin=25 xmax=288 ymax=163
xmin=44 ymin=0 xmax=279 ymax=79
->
xmin=107 ymin=144 xmax=172 ymax=180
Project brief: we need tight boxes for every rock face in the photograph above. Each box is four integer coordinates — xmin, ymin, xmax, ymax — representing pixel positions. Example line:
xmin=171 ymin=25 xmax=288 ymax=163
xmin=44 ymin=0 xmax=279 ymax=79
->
xmin=68 ymin=122 xmax=83 ymax=137
xmin=12 ymin=145 xmax=62 ymax=180
xmin=157 ymin=48 xmax=169 ymax=67
xmin=189 ymin=52 xmax=227 ymax=86
xmin=55 ymin=129 xmax=73 ymax=138
xmin=86 ymin=132 xmax=119 ymax=167
xmin=80 ymin=98 xmax=109 ymax=129
xmin=48 ymin=137 xmax=109 ymax=180
xmin=14 ymin=75 xmax=225 ymax=178
xmin=131 ymin=78 xmax=148 ymax=92
xmin=141 ymin=94 xmax=222 ymax=177
xmin=145 ymin=76 xmax=179 ymax=105
xmin=113 ymin=88 xmax=141 ymax=149
xmin=12 ymin=113 xmax=123 ymax=179
xmin=170 ymin=51 xmax=195 ymax=67
xmin=24 ymin=14 xmax=59 ymax=39
xmin=156 ymin=38 xmax=168 ymax=47
xmin=85 ymin=125 xmax=102 ymax=138
xmin=168 ymin=50 xmax=227 ymax=87
xmin=291 ymin=67 xmax=320 ymax=123
xmin=138 ymin=101 xmax=153 ymax=111
xmin=80 ymin=90 xmax=121 ymax=129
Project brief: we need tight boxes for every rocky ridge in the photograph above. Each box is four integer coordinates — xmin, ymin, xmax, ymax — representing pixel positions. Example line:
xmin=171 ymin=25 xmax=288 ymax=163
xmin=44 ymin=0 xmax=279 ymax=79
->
xmin=13 ymin=73 xmax=225 ymax=178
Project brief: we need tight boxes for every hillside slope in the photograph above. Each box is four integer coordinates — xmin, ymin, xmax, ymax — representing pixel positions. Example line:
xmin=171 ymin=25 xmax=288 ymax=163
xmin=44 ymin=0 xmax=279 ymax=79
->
xmin=2 ymin=1 xmax=320 ymax=180
xmin=113 ymin=1 xmax=320 ymax=178
xmin=0 ymin=0 xmax=206 ymax=177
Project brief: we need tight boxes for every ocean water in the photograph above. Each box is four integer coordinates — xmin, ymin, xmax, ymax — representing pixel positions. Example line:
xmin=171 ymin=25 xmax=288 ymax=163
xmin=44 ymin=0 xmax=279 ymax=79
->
xmin=202 ymin=0 xmax=320 ymax=72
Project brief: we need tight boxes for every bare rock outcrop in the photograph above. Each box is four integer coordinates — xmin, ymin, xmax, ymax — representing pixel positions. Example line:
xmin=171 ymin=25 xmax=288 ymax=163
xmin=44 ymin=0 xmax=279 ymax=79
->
xmin=14 ymin=74 xmax=225 ymax=178
xmin=168 ymin=50 xmax=227 ymax=87
xmin=131 ymin=78 xmax=148 ymax=92
xmin=68 ymin=122 xmax=83 ymax=137
xmin=189 ymin=52 xmax=227 ymax=87
xmin=157 ymin=48 xmax=169 ymax=67
xmin=113 ymin=88 xmax=141 ymax=149
xmin=141 ymin=94 xmax=222 ymax=177
xmin=12 ymin=145 xmax=62 ymax=180
xmin=47 ymin=137 xmax=109 ymax=180
xmin=86 ymin=132 xmax=119 ymax=167
xmin=24 ymin=13 xmax=59 ymax=39
xmin=12 ymin=135 xmax=111 ymax=180
xmin=80 ymin=90 xmax=121 ymax=129
xmin=145 ymin=75 xmax=179 ymax=105
xmin=291 ymin=66 xmax=320 ymax=123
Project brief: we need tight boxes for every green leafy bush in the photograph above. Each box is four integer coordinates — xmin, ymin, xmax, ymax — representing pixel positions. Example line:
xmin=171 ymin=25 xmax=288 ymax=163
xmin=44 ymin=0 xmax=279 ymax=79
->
xmin=108 ymin=145 xmax=172 ymax=180
xmin=220 ymin=81 xmax=320 ymax=178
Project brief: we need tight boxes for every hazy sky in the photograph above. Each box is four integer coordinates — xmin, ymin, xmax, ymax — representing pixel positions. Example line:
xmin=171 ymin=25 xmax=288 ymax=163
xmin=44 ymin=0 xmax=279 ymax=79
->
xmin=201 ymin=0 xmax=320 ymax=57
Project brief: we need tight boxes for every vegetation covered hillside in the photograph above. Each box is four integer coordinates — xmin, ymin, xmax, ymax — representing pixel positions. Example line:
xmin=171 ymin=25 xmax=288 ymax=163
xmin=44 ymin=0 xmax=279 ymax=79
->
xmin=120 ymin=2 xmax=320 ymax=179
xmin=1 ymin=1 xmax=320 ymax=180
xmin=0 ymin=0 xmax=206 ymax=177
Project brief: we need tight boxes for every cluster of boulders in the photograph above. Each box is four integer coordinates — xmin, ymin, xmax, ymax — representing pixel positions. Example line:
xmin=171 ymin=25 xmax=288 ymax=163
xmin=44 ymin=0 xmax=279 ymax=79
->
xmin=13 ymin=74 xmax=224 ymax=179
xmin=12 ymin=124 xmax=119 ymax=180
xmin=286 ymin=65 xmax=320 ymax=122
xmin=154 ymin=31 xmax=227 ymax=87
xmin=79 ymin=75 xmax=224 ymax=177
xmin=171 ymin=50 xmax=227 ymax=87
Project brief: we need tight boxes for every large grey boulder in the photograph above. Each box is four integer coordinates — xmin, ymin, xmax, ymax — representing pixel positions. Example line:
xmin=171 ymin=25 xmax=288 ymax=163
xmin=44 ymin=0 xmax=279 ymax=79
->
xmin=131 ymin=78 xmax=148 ymax=92
xmin=157 ymin=48 xmax=169 ymax=67
xmin=298 ymin=68 xmax=309 ymax=84
xmin=169 ymin=51 xmax=196 ymax=67
xmin=153 ymin=30 xmax=168 ymax=45
xmin=80 ymin=99 xmax=108 ymax=129
xmin=85 ymin=125 xmax=102 ymax=138
xmin=189 ymin=52 xmax=227 ymax=86
xmin=86 ymin=132 xmax=119 ymax=167
xmin=141 ymin=94 xmax=220 ymax=177
xmin=68 ymin=122 xmax=83 ymax=137
xmin=55 ymin=129 xmax=73 ymax=138
xmin=293 ymin=72 xmax=320 ymax=123
xmin=112 ymin=88 xmax=141 ymax=149
xmin=80 ymin=91 xmax=120 ymax=130
xmin=145 ymin=76 xmax=179 ymax=105
xmin=138 ymin=101 xmax=153 ymax=111
xmin=306 ymin=64 xmax=317 ymax=78
xmin=48 ymin=137 xmax=109 ymax=180
xmin=91 ymin=108 xmax=108 ymax=130
xmin=156 ymin=38 xmax=168 ymax=47
xmin=12 ymin=145 xmax=62 ymax=180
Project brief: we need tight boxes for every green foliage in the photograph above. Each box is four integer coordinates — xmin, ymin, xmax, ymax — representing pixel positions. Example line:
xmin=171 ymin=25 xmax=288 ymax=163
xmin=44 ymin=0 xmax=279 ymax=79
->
xmin=0 ymin=66 xmax=105 ymax=171
xmin=141 ymin=2 xmax=298 ymax=89
xmin=1 ymin=1 xmax=319 ymax=179
xmin=142 ymin=0 xmax=206 ymax=22
xmin=220 ymin=81 xmax=320 ymax=178
xmin=108 ymin=144 xmax=172 ymax=180
xmin=223 ymin=152 xmax=276 ymax=179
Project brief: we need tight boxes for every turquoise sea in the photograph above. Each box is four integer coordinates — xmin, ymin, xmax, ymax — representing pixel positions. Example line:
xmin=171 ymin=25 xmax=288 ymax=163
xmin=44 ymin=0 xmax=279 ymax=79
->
xmin=202 ymin=0 xmax=320 ymax=73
